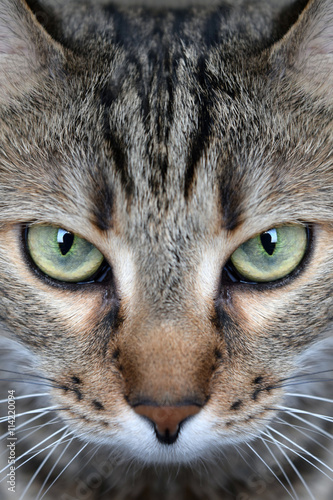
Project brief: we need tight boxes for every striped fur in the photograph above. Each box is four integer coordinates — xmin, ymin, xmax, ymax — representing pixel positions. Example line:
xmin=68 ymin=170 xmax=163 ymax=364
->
xmin=0 ymin=0 xmax=332 ymax=498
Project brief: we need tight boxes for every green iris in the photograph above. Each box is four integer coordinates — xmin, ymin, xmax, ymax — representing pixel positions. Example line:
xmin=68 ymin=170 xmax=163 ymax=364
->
xmin=230 ymin=225 xmax=308 ymax=283
xmin=27 ymin=225 xmax=104 ymax=282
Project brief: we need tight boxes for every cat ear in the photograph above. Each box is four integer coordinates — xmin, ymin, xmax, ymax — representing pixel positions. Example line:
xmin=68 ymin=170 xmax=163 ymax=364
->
xmin=0 ymin=0 xmax=64 ymax=105
xmin=270 ymin=0 xmax=333 ymax=100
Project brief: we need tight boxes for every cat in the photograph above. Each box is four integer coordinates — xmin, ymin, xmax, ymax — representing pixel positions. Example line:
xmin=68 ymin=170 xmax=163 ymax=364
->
xmin=0 ymin=0 xmax=332 ymax=498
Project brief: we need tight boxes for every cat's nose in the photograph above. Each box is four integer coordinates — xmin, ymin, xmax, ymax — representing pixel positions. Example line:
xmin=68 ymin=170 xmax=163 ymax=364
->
xmin=133 ymin=404 xmax=201 ymax=444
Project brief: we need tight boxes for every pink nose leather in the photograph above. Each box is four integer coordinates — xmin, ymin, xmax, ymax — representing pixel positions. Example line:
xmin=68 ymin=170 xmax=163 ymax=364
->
xmin=134 ymin=405 xmax=201 ymax=436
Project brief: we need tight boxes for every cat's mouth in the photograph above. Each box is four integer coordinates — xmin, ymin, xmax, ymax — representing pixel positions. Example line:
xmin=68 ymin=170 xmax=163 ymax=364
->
xmin=133 ymin=404 xmax=202 ymax=445
xmin=51 ymin=386 xmax=282 ymax=464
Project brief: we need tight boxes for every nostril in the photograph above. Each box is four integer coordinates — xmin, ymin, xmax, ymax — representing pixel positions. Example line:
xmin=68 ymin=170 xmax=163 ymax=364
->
xmin=133 ymin=405 xmax=201 ymax=444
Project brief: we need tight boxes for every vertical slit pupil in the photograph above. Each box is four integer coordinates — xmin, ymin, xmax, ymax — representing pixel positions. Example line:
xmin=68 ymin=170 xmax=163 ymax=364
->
xmin=260 ymin=229 xmax=277 ymax=256
xmin=57 ymin=229 xmax=75 ymax=256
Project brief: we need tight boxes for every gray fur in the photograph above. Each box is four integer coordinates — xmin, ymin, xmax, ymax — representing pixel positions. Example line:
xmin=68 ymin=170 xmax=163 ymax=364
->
xmin=0 ymin=0 xmax=332 ymax=498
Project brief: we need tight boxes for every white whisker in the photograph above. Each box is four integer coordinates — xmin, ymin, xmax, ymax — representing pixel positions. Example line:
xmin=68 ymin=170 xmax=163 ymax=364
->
xmin=264 ymin=429 xmax=316 ymax=500
xmin=276 ymin=379 xmax=333 ymax=390
xmin=0 ymin=379 xmax=55 ymax=389
xmin=0 ymin=414 xmax=62 ymax=468
xmin=246 ymin=440 xmax=294 ymax=498
xmin=259 ymin=435 xmax=299 ymax=500
xmin=276 ymin=406 xmax=333 ymax=423
xmin=18 ymin=428 xmax=70 ymax=500
xmin=0 ymin=410 xmax=53 ymax=441
xmin=0 ymin=425 xmax=69 ymax=476
xmin=39 ymin=441 xmax=89 ymax=499
xmin=15 ymin=416 xmax=61 ymax=435
xmin=261 ymin=433 xmax=333 ymax=484
xmin=266 ymin=426 xmax=333 ymax=476
xmin=37 ymin=432 xmax=75 ymax=500
xmin=0 ymin=406 xmax=58 ymax=423
xmin=279 ymin=410 xmax=333 ymax=440
xmin=0 ymin=393 xmax=49 ymax=404
xmin=5 ymin=434 xmax=77 ymax=480
xmin=274 ymin=416 xmax=333 ymax=456
xmin=280 ymin=370 xmax=333 ymax=382
xmin=285 ymin=393 xmax=333 ymax=404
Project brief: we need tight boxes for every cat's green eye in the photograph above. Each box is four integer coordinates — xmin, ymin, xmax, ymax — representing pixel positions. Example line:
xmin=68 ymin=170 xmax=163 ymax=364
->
xmin=229 ymin=225 xmax=308 ymax=283
xmin=26 ymin=225 xmax=105 ymax=283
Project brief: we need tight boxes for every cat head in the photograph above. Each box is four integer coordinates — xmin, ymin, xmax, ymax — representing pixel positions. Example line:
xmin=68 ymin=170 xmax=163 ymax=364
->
xmin=0 ymin=0 xmax=332 ymax=464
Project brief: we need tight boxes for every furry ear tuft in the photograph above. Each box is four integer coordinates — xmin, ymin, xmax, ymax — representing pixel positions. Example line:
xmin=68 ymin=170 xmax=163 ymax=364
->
xmin=0 ymin=0 xmax=63 ymax=105
xmin=271 ymin=0 xmax=333 ymax=100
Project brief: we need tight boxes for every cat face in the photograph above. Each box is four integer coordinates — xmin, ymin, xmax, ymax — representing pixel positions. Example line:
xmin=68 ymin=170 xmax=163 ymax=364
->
xmin=0 ymin=0 xmax=332 ymax=471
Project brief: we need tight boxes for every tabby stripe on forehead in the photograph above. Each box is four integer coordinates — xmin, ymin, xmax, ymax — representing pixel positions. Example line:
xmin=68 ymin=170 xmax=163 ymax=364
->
xmin=202 ymin=5 xmax=231 ymax=47
xmin=100 ymin=89 xmax=134 ymax=199
xmin=92 ymin=183 xmax=114 ymax=232
xmin=184 ymin=56 xmax=214 ymax=199
xmin=219 ymin=170 xmax=243 ymax=231
xmin=112 ymin=134 xmax=134 ymax=199
xmin=102 ymin=5 xmax=133 ymax=47
xmin=101 ymin=5 xmax=157 ymax=134
xmin=178 ymin=9 xmax=229 ymax=198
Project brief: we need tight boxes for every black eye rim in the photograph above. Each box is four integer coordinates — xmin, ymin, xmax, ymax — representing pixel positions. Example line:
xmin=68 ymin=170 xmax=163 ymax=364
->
xmin=22 ymin=225 xmax=113 ymax=289
xmin=222 ymin=224 xmax=313 ymax=289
